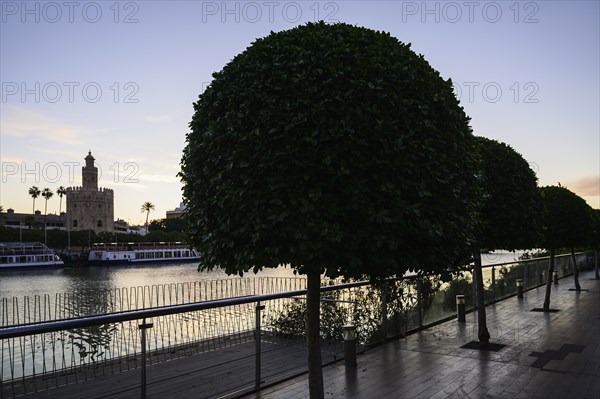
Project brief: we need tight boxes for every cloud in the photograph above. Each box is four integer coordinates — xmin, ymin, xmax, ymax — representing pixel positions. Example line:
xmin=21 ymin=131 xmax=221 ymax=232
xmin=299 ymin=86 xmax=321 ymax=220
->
xmin=565 ymin=175 xmax=600 ymax=197
xmin=139 ymin=173 xmax=180 ymax=184
xmin=0 ymin=106 xmax=86 ymax=145
xmin=0 ymin=154 xmax=24 ymax=163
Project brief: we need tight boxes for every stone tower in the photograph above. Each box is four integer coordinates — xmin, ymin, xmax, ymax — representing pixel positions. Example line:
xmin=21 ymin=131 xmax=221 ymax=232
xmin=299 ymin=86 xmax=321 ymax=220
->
xmin=66 ymin=151 xmax=114 ymax=233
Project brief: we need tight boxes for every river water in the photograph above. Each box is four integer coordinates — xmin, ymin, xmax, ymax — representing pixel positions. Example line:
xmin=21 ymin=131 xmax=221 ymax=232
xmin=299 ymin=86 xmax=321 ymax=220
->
xmin=0 ymin=251 xmax=526 ymax=300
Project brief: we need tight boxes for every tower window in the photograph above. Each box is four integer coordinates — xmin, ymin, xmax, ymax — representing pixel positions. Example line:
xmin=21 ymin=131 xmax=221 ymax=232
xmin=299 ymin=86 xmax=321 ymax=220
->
xmin=73 ymin=220 xmax=78 ymax=227
xmin=97 ymin=220 xmax=103 ymax=227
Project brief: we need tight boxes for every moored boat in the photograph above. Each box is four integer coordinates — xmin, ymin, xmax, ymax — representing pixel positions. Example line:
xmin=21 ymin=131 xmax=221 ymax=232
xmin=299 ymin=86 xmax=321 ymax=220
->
xmin=0 ymin=242 xmax=64 ymax=269
xmin=88 ymin=242 xmax=200 ymax=264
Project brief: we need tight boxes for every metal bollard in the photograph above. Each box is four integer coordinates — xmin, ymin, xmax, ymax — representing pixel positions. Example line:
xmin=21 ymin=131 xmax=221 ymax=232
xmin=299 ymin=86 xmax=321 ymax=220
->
xmin=343 ymin=325 xmax=357 ymax=367
xmin=553 ymin=271 xmax=558 ymax=285
xmin=456 ymin=295 xmax=465 ymax=322
xmin=517 ymin=279 xmax=523 ymax=299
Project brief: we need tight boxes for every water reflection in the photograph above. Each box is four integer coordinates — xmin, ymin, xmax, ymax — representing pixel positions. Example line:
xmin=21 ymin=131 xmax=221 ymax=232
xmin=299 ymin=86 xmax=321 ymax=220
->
xmin=61 ymin=269 xmax=116 ymax=363
xmin=2 ymin=262 xmax=297 ymax=300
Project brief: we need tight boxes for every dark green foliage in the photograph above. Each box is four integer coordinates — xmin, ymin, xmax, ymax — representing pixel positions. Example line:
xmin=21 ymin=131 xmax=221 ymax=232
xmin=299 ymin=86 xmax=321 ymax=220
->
xmin=180 ymin=21 xmax=479 ymax=279
xmin=0 ymin=227 xmax=189 ymax=250
xmin=590 ymin=209 xmax=600 ymax=249
xmin=494 ymin=266 xmax=520 ymax=298
xmin=473 ymin=136 xmax=541 ymax=250
xmin=440 ymin=276 xmax=474 ymax=310
xmin=269 ymin=299 xmax=307 ymax=337
xmin=0 ymin=227 xmax=94 ymax=248
xmin=420 ymin=276 xmax=442 ymax=310
xmin=149 ymin=218 xmax=188 ymax=233
xmin=539 ymin=186 xmax=593 ymax=249
xmin=268 ymin=280 xmax=419 ymax=344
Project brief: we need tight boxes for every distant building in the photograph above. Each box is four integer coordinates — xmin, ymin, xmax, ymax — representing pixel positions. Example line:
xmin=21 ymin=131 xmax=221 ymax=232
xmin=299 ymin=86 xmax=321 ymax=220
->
xmin=114 ymin=219 xmax=128 ymax=233
xmin=127 ymin=225 xmax=148 ymax=235
xmin=166 ymin=202 xmax=186 ymax=219
xmin=1 ymin=209 xmax=66 ymax=230
xmin=66 ymin=151 xmax=114 ymax=233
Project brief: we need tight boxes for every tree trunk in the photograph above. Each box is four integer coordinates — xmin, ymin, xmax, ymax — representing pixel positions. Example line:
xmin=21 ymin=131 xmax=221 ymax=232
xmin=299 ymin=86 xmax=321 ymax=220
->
xmin=571 ymin=248 xmax=580 ymax=291
xmin=473 ymin=252 xmax=490 ymax=344
xmin=543 ymin=248 xmax=555 ymax=311
xmin=306 ymin=267 xmax=324 ymax=399
xmin=595 ymin=249 xmax=599 ymax=280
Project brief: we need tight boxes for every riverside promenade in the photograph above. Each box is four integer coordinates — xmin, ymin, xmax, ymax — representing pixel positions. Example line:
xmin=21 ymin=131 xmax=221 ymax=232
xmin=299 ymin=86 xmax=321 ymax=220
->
xmin=16 ymin=270 xmax=600 ymax=399
xmin=247 ymin=270 xmax=600 ymax=399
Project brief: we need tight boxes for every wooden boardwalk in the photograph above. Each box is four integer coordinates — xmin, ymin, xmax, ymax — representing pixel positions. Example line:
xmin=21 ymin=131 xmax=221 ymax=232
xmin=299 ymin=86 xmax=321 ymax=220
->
xmin=9 ymin=270 xmax=600 ymax=399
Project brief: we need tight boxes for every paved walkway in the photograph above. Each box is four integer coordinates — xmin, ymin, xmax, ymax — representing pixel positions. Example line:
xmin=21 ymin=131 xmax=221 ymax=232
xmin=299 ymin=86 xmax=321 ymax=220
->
xmin=246 ymin=270 xmax=600 ymax=399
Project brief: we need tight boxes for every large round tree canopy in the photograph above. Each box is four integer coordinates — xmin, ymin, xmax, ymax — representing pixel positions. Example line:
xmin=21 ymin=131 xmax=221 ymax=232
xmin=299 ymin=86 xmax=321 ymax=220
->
xmin=180 ymin=22 xmax=478 ymax=279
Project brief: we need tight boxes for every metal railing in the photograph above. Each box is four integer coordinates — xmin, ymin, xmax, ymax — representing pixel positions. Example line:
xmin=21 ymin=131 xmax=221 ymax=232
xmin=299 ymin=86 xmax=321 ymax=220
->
xmin=0 ymin=251 xmax=594 ymax=398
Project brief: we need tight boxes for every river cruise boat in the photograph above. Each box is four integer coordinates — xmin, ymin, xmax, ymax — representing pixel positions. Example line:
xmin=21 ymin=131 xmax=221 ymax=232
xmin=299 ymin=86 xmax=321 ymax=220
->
xmin=88 ymin=242 xmax=200 ymax=264
xmin=0 ymin=242 xmax=64 ymax=269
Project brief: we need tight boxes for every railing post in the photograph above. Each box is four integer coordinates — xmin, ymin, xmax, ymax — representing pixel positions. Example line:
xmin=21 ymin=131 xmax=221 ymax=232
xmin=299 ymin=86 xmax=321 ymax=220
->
xmin=139 ymin=318 xmax=153 ymax=399
xmin=491 ymin=267 xmax=496 ymax=302
xmin=381 ymin=289 xmax=388 ymax=343
xmin=456 ymin=295 xmax=466 ymax=322
xmin=255 ymin=301 xmax=265 ymax=392
xmin=416 ymin=278 xmax=423 ymax=328
xmin=343 ymin=325 xmax=357 ymax=367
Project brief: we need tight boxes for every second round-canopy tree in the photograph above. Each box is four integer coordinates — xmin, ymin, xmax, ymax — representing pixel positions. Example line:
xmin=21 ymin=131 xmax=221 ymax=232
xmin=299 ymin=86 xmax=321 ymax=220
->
xmin=471 ymin=136 xmax=540 ymax=344
xmin=179 ymin=22 xmax=479 ymax=398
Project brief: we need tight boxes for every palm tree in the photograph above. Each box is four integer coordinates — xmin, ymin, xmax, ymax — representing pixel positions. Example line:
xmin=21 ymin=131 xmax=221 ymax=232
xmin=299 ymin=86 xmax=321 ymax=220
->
xmin=57 ymin=186 xmax=67 ymax=215
xmin=141 ymin=202 xmax=155 ymax=233
xmin=57 ymin=186 xmax=67 ymax=228
xmin=0 ymin=205 xmax=5 ymax=226
xmin=42 ymin=188 xmax=53 ymax=217
xmin=29 ymin=186 xmax=41 ymax=214
xmin=41 ymin=188 xmax=53 ymax=243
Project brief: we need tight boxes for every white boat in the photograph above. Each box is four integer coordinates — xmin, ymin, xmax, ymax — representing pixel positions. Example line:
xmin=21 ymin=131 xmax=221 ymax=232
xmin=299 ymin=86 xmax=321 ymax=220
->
xmin=88 ymin=242 xmax=200 ymax=264
xmin=0 ymin=242 xmax=64 ymax=269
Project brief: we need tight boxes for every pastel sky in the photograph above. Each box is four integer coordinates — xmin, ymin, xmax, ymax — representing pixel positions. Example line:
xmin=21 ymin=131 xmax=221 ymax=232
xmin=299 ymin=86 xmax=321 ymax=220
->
xmin=1 ymin=1 xmax=599 ymax=225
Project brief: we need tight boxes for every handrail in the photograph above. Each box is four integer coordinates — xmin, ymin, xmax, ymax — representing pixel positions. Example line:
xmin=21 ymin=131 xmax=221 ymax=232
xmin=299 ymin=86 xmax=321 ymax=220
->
xmin=0 ymin=250 xmax=590 ymax=340
xmin=0 ymin=280 xmax=370 ymax=340
xmin=479 ymin=250 xmax=589 ymax=269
